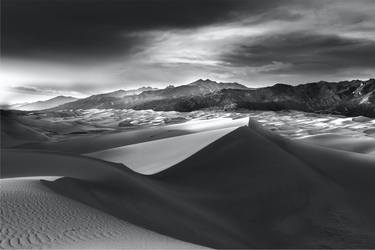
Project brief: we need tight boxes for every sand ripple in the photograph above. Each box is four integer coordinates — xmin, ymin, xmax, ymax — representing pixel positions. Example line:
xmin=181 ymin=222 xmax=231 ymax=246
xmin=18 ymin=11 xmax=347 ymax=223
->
xmin=0 ymin=178 xmax=204 ymax=249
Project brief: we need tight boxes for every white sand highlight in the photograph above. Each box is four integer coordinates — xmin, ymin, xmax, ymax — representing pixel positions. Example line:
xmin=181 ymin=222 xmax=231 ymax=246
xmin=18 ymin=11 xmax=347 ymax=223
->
xmin=0 ymin=178 xmax=205 ymax=249
xmin=86 ymin=127 xmax=237 ymax=174
xmin=168 ymin=117 xmax=249 ymax=132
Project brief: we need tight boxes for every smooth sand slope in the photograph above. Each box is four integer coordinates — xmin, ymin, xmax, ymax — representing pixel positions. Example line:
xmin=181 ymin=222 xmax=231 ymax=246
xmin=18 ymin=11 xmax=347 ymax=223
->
xmin=86 ymin=127 xmax=237 ymax=174
xmin=299 ymin=133 xmax=375 ymax=155
xmin=1 ymin=112 xmax=49 ymax=148
xmin=5 ymin=108 xmax=374 ymax=156
xmin=3 ymin=119 xmax=375 ymax=248
xmin=4 ymin=121 xmax=375 ymax=248
xmin=0 ymin=178 xmax=204 ymax=249
xmin=15 ymin=117 xmax=248 ymax=154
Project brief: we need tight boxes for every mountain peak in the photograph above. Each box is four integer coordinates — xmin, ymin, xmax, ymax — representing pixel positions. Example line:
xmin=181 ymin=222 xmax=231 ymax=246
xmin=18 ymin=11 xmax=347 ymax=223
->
xmin=191 ymin=78 xmax=216 ymax=84
xmin=189 ymin=79 xmax=247 ymax=89
xmin=52 ymin=95 xmax=77 ymax=100
xmin=101 ymin=87 xmax=159 ymax=98
xmin=13 ymin=95 xmax=78 ymax=111
xmin=272 ymin=83 xmax=292 ymax=88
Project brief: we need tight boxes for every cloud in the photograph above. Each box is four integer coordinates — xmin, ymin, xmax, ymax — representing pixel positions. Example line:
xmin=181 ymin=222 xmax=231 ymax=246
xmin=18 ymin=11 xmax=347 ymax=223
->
xmin=0 ymin=0 xmax=250 ymax=60
xmin=221 ymin=32 xmax=375 ymax=74
xmin=0 ymin=0 xmax=310 ymax=61
xmin=10 ymin=85 xmax=71 ymax=96
xmin=0 ymin=0 xmax=374 ymax=99
xmin=11 ymin=86 xmax=39 ymax=93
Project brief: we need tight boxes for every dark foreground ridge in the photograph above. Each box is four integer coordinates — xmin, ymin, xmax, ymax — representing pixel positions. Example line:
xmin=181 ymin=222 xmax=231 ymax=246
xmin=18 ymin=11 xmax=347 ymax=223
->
xmin=3 ymin=120 xmax=375 ymax=248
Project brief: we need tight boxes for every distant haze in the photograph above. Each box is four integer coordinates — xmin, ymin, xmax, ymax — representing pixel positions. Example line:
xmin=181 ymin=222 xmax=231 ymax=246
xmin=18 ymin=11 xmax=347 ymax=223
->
xmin=1 ymin=0 xmax=374 ymax=104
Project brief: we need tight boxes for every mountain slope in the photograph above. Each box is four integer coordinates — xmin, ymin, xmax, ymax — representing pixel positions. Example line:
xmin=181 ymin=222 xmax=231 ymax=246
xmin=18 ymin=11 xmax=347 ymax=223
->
xmin=15 ymin=96 xmax=78 ymax=111
xmin=54 ymin=79 xmax=248 ymax=110
xmin=138 ymin=79 xmax=248 ymax=99
xmin=133 ymin=79 xmax=375 ymax=116
xmin=51 ymin=78 xmax=375 ymax=117
xmin=99 ymin=87 xmax=158 ymax=98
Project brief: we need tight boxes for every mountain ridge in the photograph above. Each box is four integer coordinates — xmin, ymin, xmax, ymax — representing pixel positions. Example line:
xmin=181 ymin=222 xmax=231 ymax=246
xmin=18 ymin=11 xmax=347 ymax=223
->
xmin=8 ymin=78 xmax=375 ymax=118
xmin=13 ymin=96 xmax=78 ymax=111
xmin=53 ymin=79 xmax=248 ymax=110
xmin=131 ymin=78 xmax=375 ymax=117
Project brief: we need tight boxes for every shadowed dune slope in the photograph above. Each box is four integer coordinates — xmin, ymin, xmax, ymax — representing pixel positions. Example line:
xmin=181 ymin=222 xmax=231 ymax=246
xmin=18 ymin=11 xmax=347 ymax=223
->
xmin=1 ymin=111 xmax=49 ymax=148
xmin=299 ymin=133 xmax=375 ymax=155
xmin=0 ymin=178 xmax=205 ymax=249
xmin=3 ymin=121 xmax=375 ymax=248
xmin=86 ymin=127 xmax=237 ymax=174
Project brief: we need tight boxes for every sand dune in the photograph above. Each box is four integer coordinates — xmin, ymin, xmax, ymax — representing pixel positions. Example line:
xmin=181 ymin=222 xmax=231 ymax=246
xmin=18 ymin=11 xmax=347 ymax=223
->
xmin=0 ymin=178 xmax=204 ymax=249
xmin=88 ymin=117 xmax=375 ymax=176
xmin=365 ymin=128 xmax=375 ymax=136
xmin=38 ymin=122 xmax=375 ymax=248
xmin=299 ymin=133 xmax=375 ymax=155
xmin=175 ymin=117 xmax=248 ymax=132
xmin=86 ymin=127 xmax=236 ymax=174
xmin=3 ymin=119 xmax=375 ymax=248
xmin=1 ymin=112 xmax=49 ymax=148
xmin=4 ymin=108 xmax=373 ymax=156
xmin=17 ymin=117 xmax=248 ymax=154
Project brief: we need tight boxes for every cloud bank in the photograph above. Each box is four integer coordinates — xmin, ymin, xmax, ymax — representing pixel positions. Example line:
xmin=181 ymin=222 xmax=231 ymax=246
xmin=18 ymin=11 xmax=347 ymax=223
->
xmin=1 ymin=0 xmax=374 ymax=103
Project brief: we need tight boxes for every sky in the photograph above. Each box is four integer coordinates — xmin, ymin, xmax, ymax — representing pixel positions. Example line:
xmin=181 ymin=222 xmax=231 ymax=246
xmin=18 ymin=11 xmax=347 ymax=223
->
xmin=1 ymin=0 xmax=375 ymax=104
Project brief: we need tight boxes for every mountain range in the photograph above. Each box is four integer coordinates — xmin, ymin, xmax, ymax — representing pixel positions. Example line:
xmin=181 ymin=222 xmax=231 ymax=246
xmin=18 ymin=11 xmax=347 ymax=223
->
xmin=7 ymin=78 xmax=375 ymax=117
xmin=153 ymin=78 xmax=374 ymax=116
xmin=53 ymin=79 xmax=248 ymax=110
xmin=11 ymin=96 xmax=78 ymax=111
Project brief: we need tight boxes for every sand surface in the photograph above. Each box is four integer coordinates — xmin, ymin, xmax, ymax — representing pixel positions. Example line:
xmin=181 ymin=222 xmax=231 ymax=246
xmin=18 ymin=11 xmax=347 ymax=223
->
xmin=15 ymin=117 xmax=248 ymax=154
xmin=9 ymin=109 xmax=373 ymax=141
xmin=0 ymin=177 xmax=204 ymax=249
xmin=2 ymin=114 xmax=375 ymax=248
xmin=4 ymin=109 xmax=374 ymax=157
xmin=86 ymin=127 xmax=237 ymax=174
xmin=87 ymin=115 xmax=375 ymax=176
xmin=6 ymin=122 xmax=373 ymax=248
xmin=299 ymin=133 xmax=375 ymax=155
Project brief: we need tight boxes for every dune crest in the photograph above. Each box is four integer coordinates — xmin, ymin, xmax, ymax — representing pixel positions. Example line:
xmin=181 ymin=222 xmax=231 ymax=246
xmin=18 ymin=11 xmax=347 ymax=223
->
xmin=86 ymin=127 xmax=237 ymax=174
xmin=33 ymin=118 xmax=375 ymax=248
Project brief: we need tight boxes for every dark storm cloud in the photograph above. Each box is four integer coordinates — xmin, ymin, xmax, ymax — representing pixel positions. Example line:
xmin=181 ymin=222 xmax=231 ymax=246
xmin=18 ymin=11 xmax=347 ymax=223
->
xmin=12 ymin=86 xmax=39 ymax=93
xmin=221 ymin=32 xmax=375 ymax=73
xmin=1 ymin=0 xmax=374 ymax=101
xmin=1 ymin=0 xmax=308 ymax=61
xmin=1 ymin=0 xmax=273 ymax=60
xmin=10 ymin=85 xmax=64 ymax=96
xmin=21 ymin=82 xmax=100 ymax=94
xmin=10 ymin=83 xmax=95 ymax=96
xmin=245 ymin=5 xmax=304 ymax=25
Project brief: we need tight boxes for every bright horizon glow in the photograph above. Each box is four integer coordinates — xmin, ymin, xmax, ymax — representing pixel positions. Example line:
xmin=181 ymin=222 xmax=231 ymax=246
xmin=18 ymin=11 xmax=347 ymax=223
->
xmin=1 ymin=0 xmax=374 ymax=104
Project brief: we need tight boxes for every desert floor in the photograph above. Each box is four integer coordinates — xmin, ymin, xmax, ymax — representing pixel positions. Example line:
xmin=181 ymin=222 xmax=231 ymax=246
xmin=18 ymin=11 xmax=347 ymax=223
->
xmin=2 ymin=110 xmax=375 ymax=248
